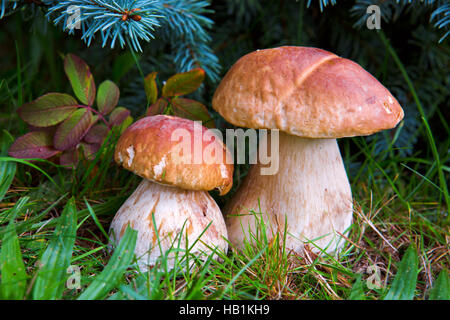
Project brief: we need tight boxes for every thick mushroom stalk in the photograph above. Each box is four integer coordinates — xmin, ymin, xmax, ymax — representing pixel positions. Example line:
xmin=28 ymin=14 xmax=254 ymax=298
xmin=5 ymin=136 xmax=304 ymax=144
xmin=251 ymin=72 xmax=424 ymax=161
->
xmin=110 ymin=180 xmax=228 ymax=271
xmin=225 ymin=132 xmax=352 ymax=253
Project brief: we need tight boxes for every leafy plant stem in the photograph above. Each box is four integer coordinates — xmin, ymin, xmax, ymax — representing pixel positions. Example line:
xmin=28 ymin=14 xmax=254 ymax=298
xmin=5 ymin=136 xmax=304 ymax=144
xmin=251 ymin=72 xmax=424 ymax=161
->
xmin=85 ymin=106 xmax=111 ymax=129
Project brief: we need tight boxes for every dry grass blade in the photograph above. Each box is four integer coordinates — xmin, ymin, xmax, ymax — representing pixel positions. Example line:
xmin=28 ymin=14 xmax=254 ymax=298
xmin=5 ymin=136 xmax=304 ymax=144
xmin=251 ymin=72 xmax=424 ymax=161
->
xmin=354 ymin=203 xmax=398 ymax=253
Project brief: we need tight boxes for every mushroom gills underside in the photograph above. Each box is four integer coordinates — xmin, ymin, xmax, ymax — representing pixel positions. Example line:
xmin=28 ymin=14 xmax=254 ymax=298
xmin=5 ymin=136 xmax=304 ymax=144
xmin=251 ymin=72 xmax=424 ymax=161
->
xmin=225 ymin=132 xmax=353 ymax=254
xmin=109 ymin=179 xmax=228 ymax=271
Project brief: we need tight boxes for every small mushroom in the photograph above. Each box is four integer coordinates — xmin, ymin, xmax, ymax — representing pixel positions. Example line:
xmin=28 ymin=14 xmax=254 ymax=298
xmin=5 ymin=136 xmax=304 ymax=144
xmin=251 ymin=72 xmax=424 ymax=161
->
xmin=212 ymin=46 xmax=404 ymax=254
xmin=110 ymin=115 xmax=233 ymax=271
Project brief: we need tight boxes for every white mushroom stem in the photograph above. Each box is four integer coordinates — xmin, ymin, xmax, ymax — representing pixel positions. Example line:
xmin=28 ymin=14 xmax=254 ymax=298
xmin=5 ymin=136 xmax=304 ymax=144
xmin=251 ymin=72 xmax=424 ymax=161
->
xmin=225 ymin=131 xmax=353 ymax=254
xmin=109 ymin=180 xmax=228 ymax=271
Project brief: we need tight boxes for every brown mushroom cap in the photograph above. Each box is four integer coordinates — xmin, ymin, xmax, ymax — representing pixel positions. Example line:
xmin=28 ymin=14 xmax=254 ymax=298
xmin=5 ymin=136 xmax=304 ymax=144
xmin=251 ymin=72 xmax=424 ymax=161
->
xmin=212 ymin=46 xmax=404 ymax=138
xmin=115 ymin=115 xmax=234 ymax=195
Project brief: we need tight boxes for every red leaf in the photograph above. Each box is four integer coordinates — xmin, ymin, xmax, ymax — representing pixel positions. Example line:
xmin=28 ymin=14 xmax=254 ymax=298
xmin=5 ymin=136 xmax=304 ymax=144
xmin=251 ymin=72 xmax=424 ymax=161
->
xmin=60 ymin=149 xmax=79 ymax=168
xmin=54 ymin=108 xmax=93 ymax=151
xmin=171 ymin=98 xmax=215 ymax=128
xmin=8 ymin=131 xmax=60 ymax=159
xmin=64 ymin=54 xmax=96 ymax=106
xmin=84 ymin=124 xmax=109 ymax=145
xmin=109 ymin=107 xmax=131 ymax=126
xmin=18 ymin=93 xmax=78 ymax=127
xmin=80 ymin=142 xmax=100 ymax=160
xmin=146 ymin=98 xmax=168 ymax=116
xmin=162 ymin=68 xmax=205 ymax=97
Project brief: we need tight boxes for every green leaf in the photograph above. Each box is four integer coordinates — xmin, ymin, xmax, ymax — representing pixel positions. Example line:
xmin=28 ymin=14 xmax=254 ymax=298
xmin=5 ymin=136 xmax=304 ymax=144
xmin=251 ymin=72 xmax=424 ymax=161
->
xmin=384 ymin=245 xmax=419 ymax=300
xmin=8 ymin=131 xmax=60 ymax=159
xmin=112 ymin=52 xmax=136 ymax=82
xmin=429 ymin=270 xmax=450 ymax=300
xmin=0 ymin=197 xmax=29 ymax=300
xmin=0 ymin=132 xmax=16 ymax=203
xmin=64 ymin=54 xmax=96 ymax=106
xmin=77 ymin=226 xmax=137 ymax=300
xmin=17 ymin=93 xmax=78 ymax=127
xmin=171 ymin=98 xmax=215 ymax=128
xmin=146 ymin=98 xmax=168 ymax=116
xmin=109 ymin=107 xmax=130 ymax=126
xmin=162 ymin=68 xmax=205 ymax=97
xmin=348 ymin=274 xmax=366 ymax=300
xmin=54 ymin=108 xmax=93 ymax=151
xmin=32 ymin=198 xmax=77 ymax=300
xmin=144 ymin=72 xmax=158 ymax=105
xmin=90 ymin=115 xmax=99 ymax=125
xmin=119 ymin=116 xmax=133 ymax=134
xmin=97 ymin=80 xmax=120 ymax=115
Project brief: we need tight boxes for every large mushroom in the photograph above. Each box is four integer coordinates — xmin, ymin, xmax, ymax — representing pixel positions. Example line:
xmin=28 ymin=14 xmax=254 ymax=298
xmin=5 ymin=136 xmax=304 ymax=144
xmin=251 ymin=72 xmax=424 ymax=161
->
xmin=109 ymin=115 xmax=233 ymax=271
xmin=212 ymin=46 xmax=404 ymax=254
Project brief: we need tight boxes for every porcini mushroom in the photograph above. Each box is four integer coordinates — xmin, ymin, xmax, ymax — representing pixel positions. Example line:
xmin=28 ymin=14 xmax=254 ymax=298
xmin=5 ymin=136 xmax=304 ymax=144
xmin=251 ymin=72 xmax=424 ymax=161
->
xmin=109 ymin=115 xmax=233 ymax=271
xmin=212 ymin=46 xmax=404 ymax=254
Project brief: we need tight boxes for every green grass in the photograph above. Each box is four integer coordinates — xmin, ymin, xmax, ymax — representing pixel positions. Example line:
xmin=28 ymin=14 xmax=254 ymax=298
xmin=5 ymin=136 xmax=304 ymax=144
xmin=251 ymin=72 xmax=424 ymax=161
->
xmin=0 ymin=27 xmax=448 ymax=301
xmin=0 ymin=132 xmax=448 ymax=300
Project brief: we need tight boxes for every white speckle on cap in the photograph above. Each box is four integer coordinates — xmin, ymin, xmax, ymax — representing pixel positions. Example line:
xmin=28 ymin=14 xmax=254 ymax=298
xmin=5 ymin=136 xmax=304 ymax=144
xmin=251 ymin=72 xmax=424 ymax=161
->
xmin=220 ymin=164 xmax=228 ymax=179
xmin=254 ymin=112 xmax=265 ymax=126
xmin=383 ymin=104 xmax=392 ymax=114
xmin=118 ymin=152 xmax=123 ymax=163
xmin=127 ymin=145 xmax=135 ymax=166
xmin=358 ymin=106 xmax=362 ymax=112
xmin=154 ymin=155 xmax=167 ymax=177
xmin=388 ymin=96 xmax=394 ymax=104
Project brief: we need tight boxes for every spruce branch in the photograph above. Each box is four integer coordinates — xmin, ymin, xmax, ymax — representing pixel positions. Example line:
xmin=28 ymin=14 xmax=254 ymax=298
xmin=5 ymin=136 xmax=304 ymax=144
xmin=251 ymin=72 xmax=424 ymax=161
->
xmin=46 ymin=0 xmax=162 ymax=51
xmin=160 ymin=0 xmax=213 ymax=42
xmin=0 ymin=0 xmax=45 ymax=18
xmin=158 ymin=0 xmax=220 ymax=81
xmin=430 ymin=2 xmax=450 ymax=42
xmin=171 ymin=38 xmax=220 ymax=82
xmin=307 ymin=0 xmax=337 ymax=12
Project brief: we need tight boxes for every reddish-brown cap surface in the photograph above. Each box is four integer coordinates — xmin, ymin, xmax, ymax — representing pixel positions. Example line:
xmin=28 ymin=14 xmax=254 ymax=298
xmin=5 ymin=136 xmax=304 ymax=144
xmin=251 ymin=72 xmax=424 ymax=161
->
xmin=212 ymin=46 xmax=404 ymax=138
xmin=115 ymin=115 xmax=234 ymax=195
